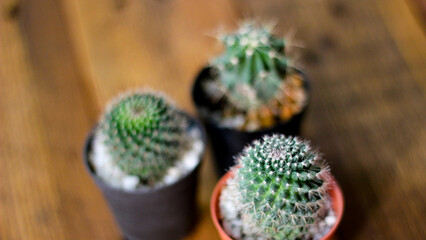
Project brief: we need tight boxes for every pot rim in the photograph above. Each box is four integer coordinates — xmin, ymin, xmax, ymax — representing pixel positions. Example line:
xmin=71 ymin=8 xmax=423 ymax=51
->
xmin=210 ymin=169 xmax=344 ymax=240
xmin=191 ymin=65 xmax=311 ymax=134
xmin=82 ymin=111 xmax=207 ymax=196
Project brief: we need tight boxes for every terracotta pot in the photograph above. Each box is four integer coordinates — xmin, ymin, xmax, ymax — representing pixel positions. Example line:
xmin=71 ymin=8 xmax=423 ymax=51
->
xmin=192 ymin=66 xmax=311 ymax=176
xmin=210 ymin=170 xmax=344 ymax=240
xmin=83 ymin=112 xmax=207 ymax=240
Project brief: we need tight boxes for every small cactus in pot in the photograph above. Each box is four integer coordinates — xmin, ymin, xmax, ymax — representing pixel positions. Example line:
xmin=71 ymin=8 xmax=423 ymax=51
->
xmin=192 ymin=21 xmax=311 ymax=175
xmin=92 ymin=90 xmax=190 ymax=187
xmin=204 ymin=21 xmax=308 ymax=131
xmin=85 ymin=90 xmax=206 ymax=239
xmin=217 ymin=135 xmax=340 ymax=240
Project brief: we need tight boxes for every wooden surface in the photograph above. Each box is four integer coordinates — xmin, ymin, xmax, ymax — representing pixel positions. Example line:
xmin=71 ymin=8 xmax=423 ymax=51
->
xmin=0 ymin=0 xmax=424 ymax=239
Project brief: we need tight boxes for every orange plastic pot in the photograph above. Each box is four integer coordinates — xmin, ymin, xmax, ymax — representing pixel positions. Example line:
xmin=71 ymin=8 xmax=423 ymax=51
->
xmin=210 ymin=170 xmax=344 ymax=240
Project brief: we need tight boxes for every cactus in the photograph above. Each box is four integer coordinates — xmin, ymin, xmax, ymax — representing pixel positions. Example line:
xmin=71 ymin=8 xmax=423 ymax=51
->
xmin=211 ymin=21 xmax=289 ymax=111
xmin=96 ymin=91 xmax=188 ymax=185
xmin=233 ymin=134 xmax=330 ymax=239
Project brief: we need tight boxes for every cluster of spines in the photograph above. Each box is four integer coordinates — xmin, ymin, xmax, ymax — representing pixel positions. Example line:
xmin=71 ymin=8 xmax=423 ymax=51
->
xmin=234 ymin=134 xmax=330 ymax=238
xmin=212 ymin=21 xmax=289 ymax=111
xmin=97 ymin=91 xmax=188 ymax=184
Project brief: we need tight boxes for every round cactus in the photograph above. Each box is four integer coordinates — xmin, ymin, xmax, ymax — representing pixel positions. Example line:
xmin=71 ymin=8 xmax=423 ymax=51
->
xmin=96 ymin=91 xmax=188 ymax=184
xmin=212 ymin=21 xmax=289 ymax=111
xmin=233 ymin=134 xmax=330 ymax=238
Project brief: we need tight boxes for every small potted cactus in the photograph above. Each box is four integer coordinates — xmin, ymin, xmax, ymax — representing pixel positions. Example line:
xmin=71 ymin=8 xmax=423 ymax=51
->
xmin=210 ymin=135 xmax=344 ymax=240
xmin=83 ymin=90 xmax=206 ymax=240
xmin=192 ymin=21 xmax=310 ymax=175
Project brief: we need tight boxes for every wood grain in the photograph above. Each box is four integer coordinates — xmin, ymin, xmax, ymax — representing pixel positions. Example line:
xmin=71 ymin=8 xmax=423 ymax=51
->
xmin=0 ymin=0 xmax=118 ymax=239
xmin=0 ymin=0 xmax=424 ymax=239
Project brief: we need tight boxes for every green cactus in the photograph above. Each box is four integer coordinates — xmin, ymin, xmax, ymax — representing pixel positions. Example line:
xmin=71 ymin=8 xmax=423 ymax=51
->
xmin=212 ymin=21 xmax=289 ymax=111
xmin=234 ymin=134 xmax=330 ymax=239
xmin=96 ymin=91 xmax=188 ymax=184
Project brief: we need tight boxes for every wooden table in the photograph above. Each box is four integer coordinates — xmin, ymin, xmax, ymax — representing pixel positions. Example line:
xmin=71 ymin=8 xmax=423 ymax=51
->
xmin=0 ymin=0 xmax=425 ymax=239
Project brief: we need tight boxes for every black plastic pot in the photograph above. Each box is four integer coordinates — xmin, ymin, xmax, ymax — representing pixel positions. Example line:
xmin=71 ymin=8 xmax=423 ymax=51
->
xmin=83 ymin=113 xmax=206 ymax=240
xmin=192 ymin=66 xmax=310 ymax=176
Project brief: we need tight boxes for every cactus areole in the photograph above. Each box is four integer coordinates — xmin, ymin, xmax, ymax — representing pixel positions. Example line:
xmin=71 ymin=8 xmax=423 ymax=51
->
xmin=233 ymin=134 xmax=330 ymax=239
xmin=96 ymin=91 xmax=188 ymax=185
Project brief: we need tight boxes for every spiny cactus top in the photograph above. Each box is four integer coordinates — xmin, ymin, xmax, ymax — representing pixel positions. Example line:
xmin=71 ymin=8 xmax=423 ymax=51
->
xmin=212 ymin=22 xmax=289 ymax=111
xmin=234 ymin=134 xmax=330 ymax=238
xmin=97 ymin=91 xmax=188 ymax=185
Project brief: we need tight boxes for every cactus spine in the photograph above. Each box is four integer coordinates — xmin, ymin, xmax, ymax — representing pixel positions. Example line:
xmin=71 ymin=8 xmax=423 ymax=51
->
xmin=233 ymin=134 xmax=330 ymax=239
xmin=96 ymin=91 xmax=188 ymax=185
xmin=212 ymin=21 xmax=289 ymax=111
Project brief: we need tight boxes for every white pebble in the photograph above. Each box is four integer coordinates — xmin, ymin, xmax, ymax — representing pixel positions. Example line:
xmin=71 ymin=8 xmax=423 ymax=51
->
xmin=122 ymin=176 xmax=139 ymax=191
xmin=325 ymin=215 xmax=336 ymax=226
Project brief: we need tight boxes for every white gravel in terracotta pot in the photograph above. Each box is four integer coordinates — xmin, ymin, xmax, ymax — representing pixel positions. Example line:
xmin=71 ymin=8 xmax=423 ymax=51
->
xmin=219 ymin=176 xmax=337 ymax=240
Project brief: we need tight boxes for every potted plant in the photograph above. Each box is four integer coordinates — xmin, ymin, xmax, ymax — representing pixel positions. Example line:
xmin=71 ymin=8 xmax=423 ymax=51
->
xmin=192 ymin=21 xmax=310 ymax=175
xmin=210 ymin=134 xmax=344 ymax=240
xmin=83 ymin=90 xmax=206 ymax=240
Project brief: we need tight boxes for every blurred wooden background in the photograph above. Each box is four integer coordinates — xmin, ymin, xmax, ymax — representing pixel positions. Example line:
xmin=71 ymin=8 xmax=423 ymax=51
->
xmin=0 ymin=0 xmax=425 ymax=239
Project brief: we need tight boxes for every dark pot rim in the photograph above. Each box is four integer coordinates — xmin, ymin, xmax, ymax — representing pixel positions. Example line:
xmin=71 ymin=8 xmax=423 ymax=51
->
xmin=191 ymin=65 xmax=311 ymax=134
xmin=82 ymin=111 xmax=207 ymax=196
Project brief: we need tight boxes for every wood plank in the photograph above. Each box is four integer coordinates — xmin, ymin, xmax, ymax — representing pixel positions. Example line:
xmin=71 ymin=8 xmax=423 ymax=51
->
xmin=406 ymin=0 xmax=426 ymax=23
xmin=0 ymin=0 xmax=119 ymax=239
xmin=379 ymin=0 xmax=426 ymax=92
xmin=72 ymin=0 xmax=240 ymax=108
